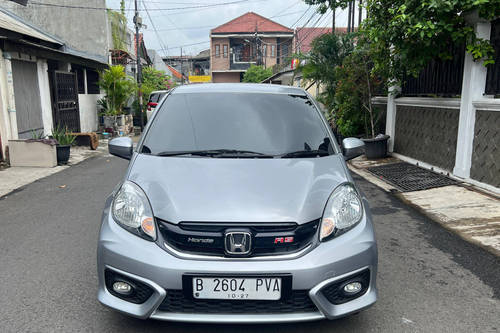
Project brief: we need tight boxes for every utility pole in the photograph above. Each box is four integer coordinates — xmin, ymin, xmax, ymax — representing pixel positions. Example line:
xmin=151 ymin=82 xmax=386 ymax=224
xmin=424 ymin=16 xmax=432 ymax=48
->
xmin=133 ymin=0 xmax=144 ymax=130
xmin=180 ymin=47 xmax=184 ymax=85
xmin=352 ymin=0 xmax=356 ymax=31
xmin=331 ymin=1 xmax=335 ymax=33
xmin=347 ymin=1 xmax=352 ymax=32
xmin=358 ymin=0 xmax=363 ymax=27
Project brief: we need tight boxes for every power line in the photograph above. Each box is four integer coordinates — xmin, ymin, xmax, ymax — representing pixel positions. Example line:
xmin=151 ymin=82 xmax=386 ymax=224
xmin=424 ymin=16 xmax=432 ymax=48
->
xmin=29 ymin=0 xmax=253 ymax=11
xmin=142 ymin=0 xmax=170 ymax=56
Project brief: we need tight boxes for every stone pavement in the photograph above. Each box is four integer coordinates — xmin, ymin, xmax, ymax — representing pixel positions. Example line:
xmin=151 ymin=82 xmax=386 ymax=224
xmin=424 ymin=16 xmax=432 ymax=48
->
xmin=0 ymin=142 xmax=108 ymax=198
xmin=349 ymin=156 xmax=500 ymax=257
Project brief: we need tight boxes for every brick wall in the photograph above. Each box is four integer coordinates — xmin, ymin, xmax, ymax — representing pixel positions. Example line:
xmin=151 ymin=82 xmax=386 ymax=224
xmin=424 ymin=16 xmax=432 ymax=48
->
xmin=212 ymin=72 xmax=240 ymax=83
xmin=210 ymin=37 xmax=230 ymax=71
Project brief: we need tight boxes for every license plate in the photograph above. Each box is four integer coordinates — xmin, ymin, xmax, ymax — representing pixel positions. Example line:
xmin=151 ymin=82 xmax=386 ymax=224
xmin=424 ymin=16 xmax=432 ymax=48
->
xmin=192 ymin=277 xmax=282 ymax=300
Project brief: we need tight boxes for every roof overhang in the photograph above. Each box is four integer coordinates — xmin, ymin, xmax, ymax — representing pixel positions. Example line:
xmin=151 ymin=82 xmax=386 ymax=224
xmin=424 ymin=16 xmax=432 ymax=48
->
xmin=0 ymin=8 xmax=63 ymax=45
xmin=211 ymin=69 xmax=246 ymax=73
xmin=211 ymin=33 xmax=294 ymax=38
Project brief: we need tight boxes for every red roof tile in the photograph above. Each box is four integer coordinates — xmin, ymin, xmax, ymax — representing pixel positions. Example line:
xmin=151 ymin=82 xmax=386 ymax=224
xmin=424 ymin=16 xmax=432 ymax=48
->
xmin=296 ymin=27 xmax=348 ymax=53
xmin=167 ymin=65 xmax=183 ymax=80
xmin=211 ymin=12 xmax=293 ymax=34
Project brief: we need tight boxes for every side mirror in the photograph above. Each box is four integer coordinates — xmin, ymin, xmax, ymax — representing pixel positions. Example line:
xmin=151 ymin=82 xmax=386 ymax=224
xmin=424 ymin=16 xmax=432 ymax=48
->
xmin=109 ymin=137 xmax=133 ymax=160
xmin=342 ymin=137 xmax=365 ymax=161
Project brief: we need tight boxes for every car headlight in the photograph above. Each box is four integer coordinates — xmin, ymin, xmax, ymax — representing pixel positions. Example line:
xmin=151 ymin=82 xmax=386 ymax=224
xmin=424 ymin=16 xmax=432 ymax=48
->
xmin=320 ymin=183 xmax=363 ymax=241
xmin=112 ymin=181 xmax=156 ymax=241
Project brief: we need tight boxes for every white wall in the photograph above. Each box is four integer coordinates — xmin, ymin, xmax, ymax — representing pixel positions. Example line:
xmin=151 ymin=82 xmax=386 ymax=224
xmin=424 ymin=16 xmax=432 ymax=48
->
xmin=78 ymin=94 xmax=103 ymax=133
xmin=36 ymin=59 xmax=53 ymax=136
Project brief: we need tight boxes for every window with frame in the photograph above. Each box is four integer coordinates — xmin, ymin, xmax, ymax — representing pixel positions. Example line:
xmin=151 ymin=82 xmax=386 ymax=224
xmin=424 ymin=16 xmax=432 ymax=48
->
xmin=271 ymin=45 xmax=275 ymax=57
xmin=86 ymin=70 xmax=100 ymax=94
xmin=215 ymin=44 xmax=220 ymax=57
xmin=263 ymin=44 xmax=267 ymax=57
xmin=223 ymin=44 xmax=228 ymax=58
xmin=71 ymin=65 xmax=85 ymax=94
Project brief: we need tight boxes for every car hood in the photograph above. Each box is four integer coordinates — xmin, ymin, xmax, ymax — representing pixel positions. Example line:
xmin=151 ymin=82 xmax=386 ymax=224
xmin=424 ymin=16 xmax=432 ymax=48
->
xmin=127 ymin=154 xmax=349 ymax=224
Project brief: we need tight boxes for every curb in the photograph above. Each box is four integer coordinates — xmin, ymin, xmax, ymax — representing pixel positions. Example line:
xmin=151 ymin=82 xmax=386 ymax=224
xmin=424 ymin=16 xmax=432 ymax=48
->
xmin=349 ymin=164 xmax=500 ymax=258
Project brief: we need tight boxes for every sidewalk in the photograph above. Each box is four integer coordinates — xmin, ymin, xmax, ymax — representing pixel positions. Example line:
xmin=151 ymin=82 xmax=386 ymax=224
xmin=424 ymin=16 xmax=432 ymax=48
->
xmin=0 ymin=142 xmax=108 ymax=198
xmin=349 ymin=156 xmax=500 ymax=257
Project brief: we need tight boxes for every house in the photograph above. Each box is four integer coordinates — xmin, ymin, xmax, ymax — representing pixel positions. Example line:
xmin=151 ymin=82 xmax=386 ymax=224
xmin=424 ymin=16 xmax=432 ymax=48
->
xmin=262 ymin=27 xmax=347 ymax=98
xmin=0 ymin=1 xmax=110 ymax=161
xmin=163 ymin=49 xmax=210 ymax=83
xmin=210 ymin=12 xmax=294 ymax=83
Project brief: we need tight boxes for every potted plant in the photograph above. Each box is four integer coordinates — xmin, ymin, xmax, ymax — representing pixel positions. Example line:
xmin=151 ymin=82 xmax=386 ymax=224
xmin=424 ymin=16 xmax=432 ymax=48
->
xmin=98 ymin=65 xmax=136 ymax=134
xmin=334 ymin=38 xmax=389 ymax=159
xmin=52 ymin=126 xmax=76 ymax=165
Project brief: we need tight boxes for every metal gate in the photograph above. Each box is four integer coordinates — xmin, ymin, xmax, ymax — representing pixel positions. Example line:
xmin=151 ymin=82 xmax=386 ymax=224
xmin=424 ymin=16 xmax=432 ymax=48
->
xmin=52 ymin=71 xmax=81 ymax=132
xmin=11 ymin=60 xmax=44 ymax=139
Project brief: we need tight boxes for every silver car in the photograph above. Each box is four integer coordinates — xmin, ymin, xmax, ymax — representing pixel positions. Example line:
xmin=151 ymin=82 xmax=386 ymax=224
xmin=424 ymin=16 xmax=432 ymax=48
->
xmin=98 ymin=83 xmax=377 ymax=323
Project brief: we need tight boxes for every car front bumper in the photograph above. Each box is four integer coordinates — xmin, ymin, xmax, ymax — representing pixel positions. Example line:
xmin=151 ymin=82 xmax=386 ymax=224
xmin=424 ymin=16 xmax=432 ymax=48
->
xmin=97 ymin=201 xmax=378 ymax=323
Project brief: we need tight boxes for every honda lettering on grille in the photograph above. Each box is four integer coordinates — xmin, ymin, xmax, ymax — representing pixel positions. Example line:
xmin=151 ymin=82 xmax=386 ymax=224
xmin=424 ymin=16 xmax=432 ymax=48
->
xmin=224 ymin=231 xmax=252 ymax=255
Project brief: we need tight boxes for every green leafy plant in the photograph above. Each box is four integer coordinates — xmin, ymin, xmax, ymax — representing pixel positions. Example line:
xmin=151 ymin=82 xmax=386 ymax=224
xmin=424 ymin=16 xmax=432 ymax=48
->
xmin=30 ymin=129 xmax=45 ymax=140
xmin=298 ymin=33 xmax=355 ymax=121
xmin=362 ymin=0 xmax=500 ymax=85
xmin=136 ymin=66 xmax=176 ymax=115
xmin=107 ymin=0 xmax=128 ymax=51
xmin=334 ymin=37 xmax=387 ymax=138
xmin=98 ymin=65 xmax=136 ymax=116
xmin=52 ymin=126 xmax=76 ymax=146
xmin=242 ymin=65 xmax=273 ymax=83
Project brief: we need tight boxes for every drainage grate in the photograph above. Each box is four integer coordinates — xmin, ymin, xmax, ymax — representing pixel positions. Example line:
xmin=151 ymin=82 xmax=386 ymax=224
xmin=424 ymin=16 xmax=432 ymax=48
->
xmin=367 ymin=162 xmax=457 ymax=192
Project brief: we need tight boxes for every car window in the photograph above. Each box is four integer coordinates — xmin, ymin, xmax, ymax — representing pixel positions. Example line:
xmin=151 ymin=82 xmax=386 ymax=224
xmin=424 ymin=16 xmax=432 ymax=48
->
xmin=141 ymin=92 xmax=334 ymax=156
xmin=149 ymin=93 xmax=160 ymax=103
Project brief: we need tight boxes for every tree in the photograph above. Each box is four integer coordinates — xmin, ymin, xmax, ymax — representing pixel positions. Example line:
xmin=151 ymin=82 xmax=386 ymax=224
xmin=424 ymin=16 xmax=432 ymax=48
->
xmin=303 ymin=0 xmax=351 ymax=29
xmin=135 ymin=67 xmax=176 ymax=114
xmin=334 ymin=38 xmax=386 ymax=137
xmin=299 ymin=33 xmax=355 ymax=120
xmin=98 ymin=65 xmax=136 ymax=116
xmin=242 ymin=65 xmax=273 ymax=83
xmin=363 ymin=0 xmax=500 ymax=85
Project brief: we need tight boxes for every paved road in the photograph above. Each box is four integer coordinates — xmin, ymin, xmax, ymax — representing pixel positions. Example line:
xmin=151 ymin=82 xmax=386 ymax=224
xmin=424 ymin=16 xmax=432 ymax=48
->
xmin=0 ymin=155 xmax=499 ymax=333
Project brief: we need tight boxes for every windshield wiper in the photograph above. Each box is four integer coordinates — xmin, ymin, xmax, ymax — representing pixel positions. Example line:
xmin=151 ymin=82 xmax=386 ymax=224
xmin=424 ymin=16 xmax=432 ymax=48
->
xmin=279 ymin=149 xmax=330 ymax=158
xmin=154 ymin=149 xmax=272 ymax=158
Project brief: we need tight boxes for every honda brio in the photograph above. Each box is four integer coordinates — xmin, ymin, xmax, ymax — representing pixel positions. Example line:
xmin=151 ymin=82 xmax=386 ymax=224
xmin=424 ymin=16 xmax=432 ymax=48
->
xmin=97 ymin=83 xmax=377 ymax=323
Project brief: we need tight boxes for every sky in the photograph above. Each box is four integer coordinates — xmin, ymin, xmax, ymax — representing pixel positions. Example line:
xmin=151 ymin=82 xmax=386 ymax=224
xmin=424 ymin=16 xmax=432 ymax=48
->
xmin=106 ymin=0 xmax=359 ymax=57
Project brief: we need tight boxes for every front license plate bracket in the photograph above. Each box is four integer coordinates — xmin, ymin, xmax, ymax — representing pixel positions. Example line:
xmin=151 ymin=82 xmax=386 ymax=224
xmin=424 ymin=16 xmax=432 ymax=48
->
xmin=182 ymin=274 xmax=293 ymax=301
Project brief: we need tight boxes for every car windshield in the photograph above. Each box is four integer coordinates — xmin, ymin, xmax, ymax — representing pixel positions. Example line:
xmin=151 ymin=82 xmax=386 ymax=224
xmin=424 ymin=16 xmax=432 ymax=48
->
xmin=141 ymin=92 xmax=335 ymax=156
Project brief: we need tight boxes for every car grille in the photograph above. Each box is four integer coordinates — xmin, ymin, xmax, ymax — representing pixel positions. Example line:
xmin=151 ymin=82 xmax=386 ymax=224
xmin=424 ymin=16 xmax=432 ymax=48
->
xmin=157 ymin=220 xmax=319 ymax=257
xmin=157 ymin=290 xmax=318 ymax=314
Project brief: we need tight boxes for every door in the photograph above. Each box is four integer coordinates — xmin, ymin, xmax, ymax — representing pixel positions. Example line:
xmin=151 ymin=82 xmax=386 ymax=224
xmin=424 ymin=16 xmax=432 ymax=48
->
xmin=11 ymin=60 xmax=44 ymax=139
xmin=52 ymin=71 xmax=81 ymax=132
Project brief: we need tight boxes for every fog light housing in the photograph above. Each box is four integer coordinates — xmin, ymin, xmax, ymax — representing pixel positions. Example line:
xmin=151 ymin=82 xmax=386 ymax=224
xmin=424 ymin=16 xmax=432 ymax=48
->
xmin=343 ymin=282 xmax=362 ymax=294
xmin=113 ymin=281 xmax=133 ymax=295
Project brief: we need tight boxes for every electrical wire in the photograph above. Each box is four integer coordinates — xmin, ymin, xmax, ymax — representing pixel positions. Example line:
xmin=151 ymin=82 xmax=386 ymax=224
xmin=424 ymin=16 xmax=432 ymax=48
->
xmin=29 ymin=0 xmax=254 ymax=12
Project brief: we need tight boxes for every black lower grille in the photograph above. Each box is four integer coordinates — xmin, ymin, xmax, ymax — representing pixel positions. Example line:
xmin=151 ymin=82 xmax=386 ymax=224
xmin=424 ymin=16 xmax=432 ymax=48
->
xmin=158 ymin=220 xmax=319 ymax=257
xmin=104 ymin=269 xmax=154 ymax=304
xmin=321 ymin=269 xmax=370 ymax=305
xmin=158 ymin=290 xmax=317 ymax=314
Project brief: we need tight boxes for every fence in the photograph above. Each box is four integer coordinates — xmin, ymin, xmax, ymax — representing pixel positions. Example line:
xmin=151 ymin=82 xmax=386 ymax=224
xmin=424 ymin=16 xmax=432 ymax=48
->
xmin=486 ymin=19 xmax=500 ymax=95
xmin=402 ymin=44 xmax=465 ymax=97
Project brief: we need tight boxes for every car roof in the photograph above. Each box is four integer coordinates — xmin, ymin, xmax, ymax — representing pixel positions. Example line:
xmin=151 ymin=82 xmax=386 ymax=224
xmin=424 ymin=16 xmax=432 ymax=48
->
xmin=171 ymin=83 xmax=307 ymax=95
xmin=151 ymin=90 xmax=169 ymax=95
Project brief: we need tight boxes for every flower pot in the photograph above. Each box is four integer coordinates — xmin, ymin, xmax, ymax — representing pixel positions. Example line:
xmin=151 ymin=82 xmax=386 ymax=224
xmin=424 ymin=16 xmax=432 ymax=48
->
xmin=361 ymin=135 xmax=390 ymax=159
xmin=56 ymin=145 xmax=71 ymax=165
